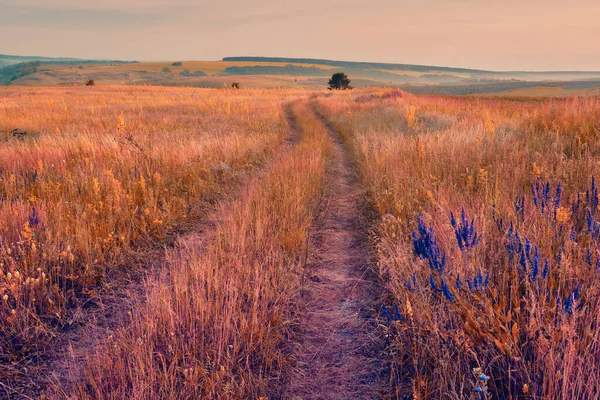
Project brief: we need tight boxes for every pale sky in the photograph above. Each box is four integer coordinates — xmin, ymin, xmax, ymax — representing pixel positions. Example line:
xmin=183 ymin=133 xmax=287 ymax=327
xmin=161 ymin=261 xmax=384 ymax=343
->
xmin=1 ymin=0 xmax=599 ymax=71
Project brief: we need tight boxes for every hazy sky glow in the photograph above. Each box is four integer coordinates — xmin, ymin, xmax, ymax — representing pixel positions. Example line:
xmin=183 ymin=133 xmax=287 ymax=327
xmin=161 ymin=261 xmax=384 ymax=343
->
xmin=1 ymin=0 xmax=599 ymax=71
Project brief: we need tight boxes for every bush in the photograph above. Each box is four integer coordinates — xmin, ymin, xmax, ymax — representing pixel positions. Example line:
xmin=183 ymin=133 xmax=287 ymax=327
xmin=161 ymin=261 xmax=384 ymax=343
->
xmin=162 ymin=67 xmax=171 ymax=73
xmin=85 ymin=79 xmax=95 ymax=86
xmin=180 ymin=70 xmax=207 ymax=77
xmin=171 ymin=62 xmax=182 ymax=67
xmin=231 ymin=82 xmax=240 ymax=89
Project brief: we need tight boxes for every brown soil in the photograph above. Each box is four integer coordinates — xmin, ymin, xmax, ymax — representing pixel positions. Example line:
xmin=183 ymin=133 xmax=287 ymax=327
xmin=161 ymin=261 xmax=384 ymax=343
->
xmin=288 ymin=103 xmax=387 ymax=399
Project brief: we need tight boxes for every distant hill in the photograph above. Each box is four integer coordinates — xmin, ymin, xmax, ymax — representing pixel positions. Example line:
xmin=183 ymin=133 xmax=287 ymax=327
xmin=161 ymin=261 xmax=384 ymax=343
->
xmin=0 ymin=54 xmax=135 ymax=66
xmin=222 ymin=56 xmax=492 ymax=74
xmin=0 ymin=54 xmax=86 ymax=67
xmin=0 ymin=54 xmax=138 ymax=85
xmin=2 ymin=54 xmax=600 ymax=96
xmin=223 ymin=57 xmax=600 ymax=81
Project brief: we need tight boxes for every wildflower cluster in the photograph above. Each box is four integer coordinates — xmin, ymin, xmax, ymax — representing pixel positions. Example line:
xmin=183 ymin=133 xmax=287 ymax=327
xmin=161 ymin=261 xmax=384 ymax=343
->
xmin=412 ymin=216 xmax=446 ymax=273
xmin=450 ymin=207 xmax=479 ymax=250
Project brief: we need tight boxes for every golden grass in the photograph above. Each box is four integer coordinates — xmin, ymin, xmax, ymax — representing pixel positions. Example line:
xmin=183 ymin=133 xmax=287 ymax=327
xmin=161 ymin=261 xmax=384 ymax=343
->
xmin=0 ymin=85 xmax=305 ymax=384
xmin=72 ymin=101 xmax=330 ymax=399
xmin=318 ymin=90 xmax=600 ymax=398
xmin=5 ymin=83 xmax=600 ymax=399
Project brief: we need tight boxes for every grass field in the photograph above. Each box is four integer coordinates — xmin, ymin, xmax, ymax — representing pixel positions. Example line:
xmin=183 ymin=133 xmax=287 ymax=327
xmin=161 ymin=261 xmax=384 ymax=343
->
xmin=0 ymin=86 xmax=302 ymax=395
xmin=318 ymin=89 xmax=600 ymax=398
xmin=1 ymin=85 xmax=600 ymax=399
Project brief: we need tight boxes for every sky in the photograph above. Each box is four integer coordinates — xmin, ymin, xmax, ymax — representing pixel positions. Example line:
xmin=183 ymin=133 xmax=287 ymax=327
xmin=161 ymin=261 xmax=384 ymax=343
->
xmin=0 ymin=0 xmax=599 ymax=71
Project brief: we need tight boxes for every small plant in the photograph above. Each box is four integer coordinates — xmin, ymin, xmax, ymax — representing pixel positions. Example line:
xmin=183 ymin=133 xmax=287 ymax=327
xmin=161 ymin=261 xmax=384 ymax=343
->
xmin=231 ymin=82 xmax=240 ymax=89
xmin=162 ymin=67 xmax=171 ymax=73
xmin=85 ymin=79 xmax=95 ymax=86
xmin=406 ymin=105 xmax=418 ymax=130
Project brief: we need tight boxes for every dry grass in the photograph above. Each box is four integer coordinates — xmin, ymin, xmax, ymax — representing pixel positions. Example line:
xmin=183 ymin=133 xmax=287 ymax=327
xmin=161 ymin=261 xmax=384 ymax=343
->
xmin=5 ymin=83 xmax=600 ymax=399
xmin=319 ymin=90 xmax=600 ymax=399
xmin=71 ymin=100 xmax=329 ymax=399
xmin=0 ymin=85 xmax=303 ymax=388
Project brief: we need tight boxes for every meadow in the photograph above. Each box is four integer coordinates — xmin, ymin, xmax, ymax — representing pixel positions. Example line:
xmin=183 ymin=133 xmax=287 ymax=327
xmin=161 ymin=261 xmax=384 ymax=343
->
xmin=1 ymin=84 xmax=600 ymax=399
xmin=318 ymin=90 xmax=600 ymax=398
xmin=0 ymin=86 xmax=301 ymax=394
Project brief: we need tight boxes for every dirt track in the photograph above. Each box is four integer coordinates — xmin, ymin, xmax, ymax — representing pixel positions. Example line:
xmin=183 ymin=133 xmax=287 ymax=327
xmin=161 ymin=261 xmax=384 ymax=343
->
xmin=288 ymin=103 xmax=386 ymax=399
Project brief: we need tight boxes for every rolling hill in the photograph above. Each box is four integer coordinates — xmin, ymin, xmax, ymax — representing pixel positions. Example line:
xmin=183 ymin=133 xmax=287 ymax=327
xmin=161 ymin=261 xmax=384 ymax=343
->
xmin=2 ymin=53 xmax=600 ymax=96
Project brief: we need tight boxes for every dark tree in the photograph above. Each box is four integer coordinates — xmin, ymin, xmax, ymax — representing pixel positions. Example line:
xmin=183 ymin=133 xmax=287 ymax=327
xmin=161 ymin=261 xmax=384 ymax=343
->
xmin=172 ymin=62 xmax=183 ymax=66
xmin=328 ymin=72 xmax=352 ymax=90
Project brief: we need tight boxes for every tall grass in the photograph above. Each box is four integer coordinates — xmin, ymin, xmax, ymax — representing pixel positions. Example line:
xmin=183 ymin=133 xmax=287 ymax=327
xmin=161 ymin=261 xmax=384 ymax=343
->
xmin=71 ymin=101 xmax=330 ymax=399
xmin=319 ymin=90 xmax=600 ymax=399
xmin=0 ymin=86 xmax=300 ymax=384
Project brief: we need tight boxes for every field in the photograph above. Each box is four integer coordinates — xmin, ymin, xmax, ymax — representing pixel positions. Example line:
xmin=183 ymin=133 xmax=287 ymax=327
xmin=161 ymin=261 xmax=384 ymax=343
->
xmin=6 ymin=56 xmax=600 ymax=95
xmin=1 ymin=85 xmax=600 ymax=399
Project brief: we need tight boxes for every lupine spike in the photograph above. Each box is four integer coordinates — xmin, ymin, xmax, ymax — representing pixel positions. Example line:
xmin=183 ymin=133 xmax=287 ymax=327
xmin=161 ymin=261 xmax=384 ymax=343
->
xmin=441 ymin=279 xmax=455 ymax=301
xmin=452 ymin=208 xmax=479 ymax=251
xmin=555 ymin=181 xmax=562 ymax=211
xmin=381 ymin=304 xmax=392 ymax=321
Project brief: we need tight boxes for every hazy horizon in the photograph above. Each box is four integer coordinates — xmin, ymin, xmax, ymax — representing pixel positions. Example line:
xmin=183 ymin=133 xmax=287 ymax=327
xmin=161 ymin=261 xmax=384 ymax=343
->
xmin=1 ymin=0 xmax=599 ymax=71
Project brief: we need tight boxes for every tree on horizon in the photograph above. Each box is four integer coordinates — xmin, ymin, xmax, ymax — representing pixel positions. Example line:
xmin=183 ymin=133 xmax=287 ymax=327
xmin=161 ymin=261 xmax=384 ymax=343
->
xmin=328 ymin=72 xmax=352 ymax=90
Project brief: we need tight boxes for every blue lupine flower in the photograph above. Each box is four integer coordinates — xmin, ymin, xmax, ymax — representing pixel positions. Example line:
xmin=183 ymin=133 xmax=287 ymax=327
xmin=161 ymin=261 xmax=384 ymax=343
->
xmin=555 ymin=181 xmax=562 ymax=211
xmin=570 ymin=229 xmax=577 ymax=242
xmin=564 ymin=294 xmax=574 ymax=315
xmin=381 ymin=303 xmax=392 ymax=321
xmin=395 ymin=304 xmax=402 ymax=321
xmin=480 ymin=374 xmax=488 ymax=381
xmin=514 ymin=192 xmax=525 ymax=220
xmin=543 ymin=181 xmax=551 ymax=210
xmin=476 ymin=387 xmax=483 ymax=393
xmin=506 ymin=221 xmax=514 ymax=238
xmin=519 ymin=250 xmax=527 ymax=271
xmin=572 ymin=192 xmax=581 ymax=215
xmin=451 ymin=207 xmax=479 ymax=251
xmin=413 ymin=216 xmax=446 ymax=273
xmin=531 ymin=248 xmax=540 ymax=281
xmin=588 ymin=176 xmax=598 ymax=214
xmin=28 ymin=207 xmax=40 ymax=228
xmin=430 ymin=275 xmax=441 ymax=292
xmin=441 ymin=279 xmax=455 ymax=302
xmin=456 ymin=274 xmax=462 ymax=290
xmin=542 ymin=259 xmax=549 ymax=278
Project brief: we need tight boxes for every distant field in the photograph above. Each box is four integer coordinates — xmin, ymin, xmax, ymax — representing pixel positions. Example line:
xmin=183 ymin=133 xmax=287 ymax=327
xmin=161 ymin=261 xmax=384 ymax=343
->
xmin=3 ymin=55 xmax=600 ymax=96
xmin=481 ymin=85 xmax=600 ymax=97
